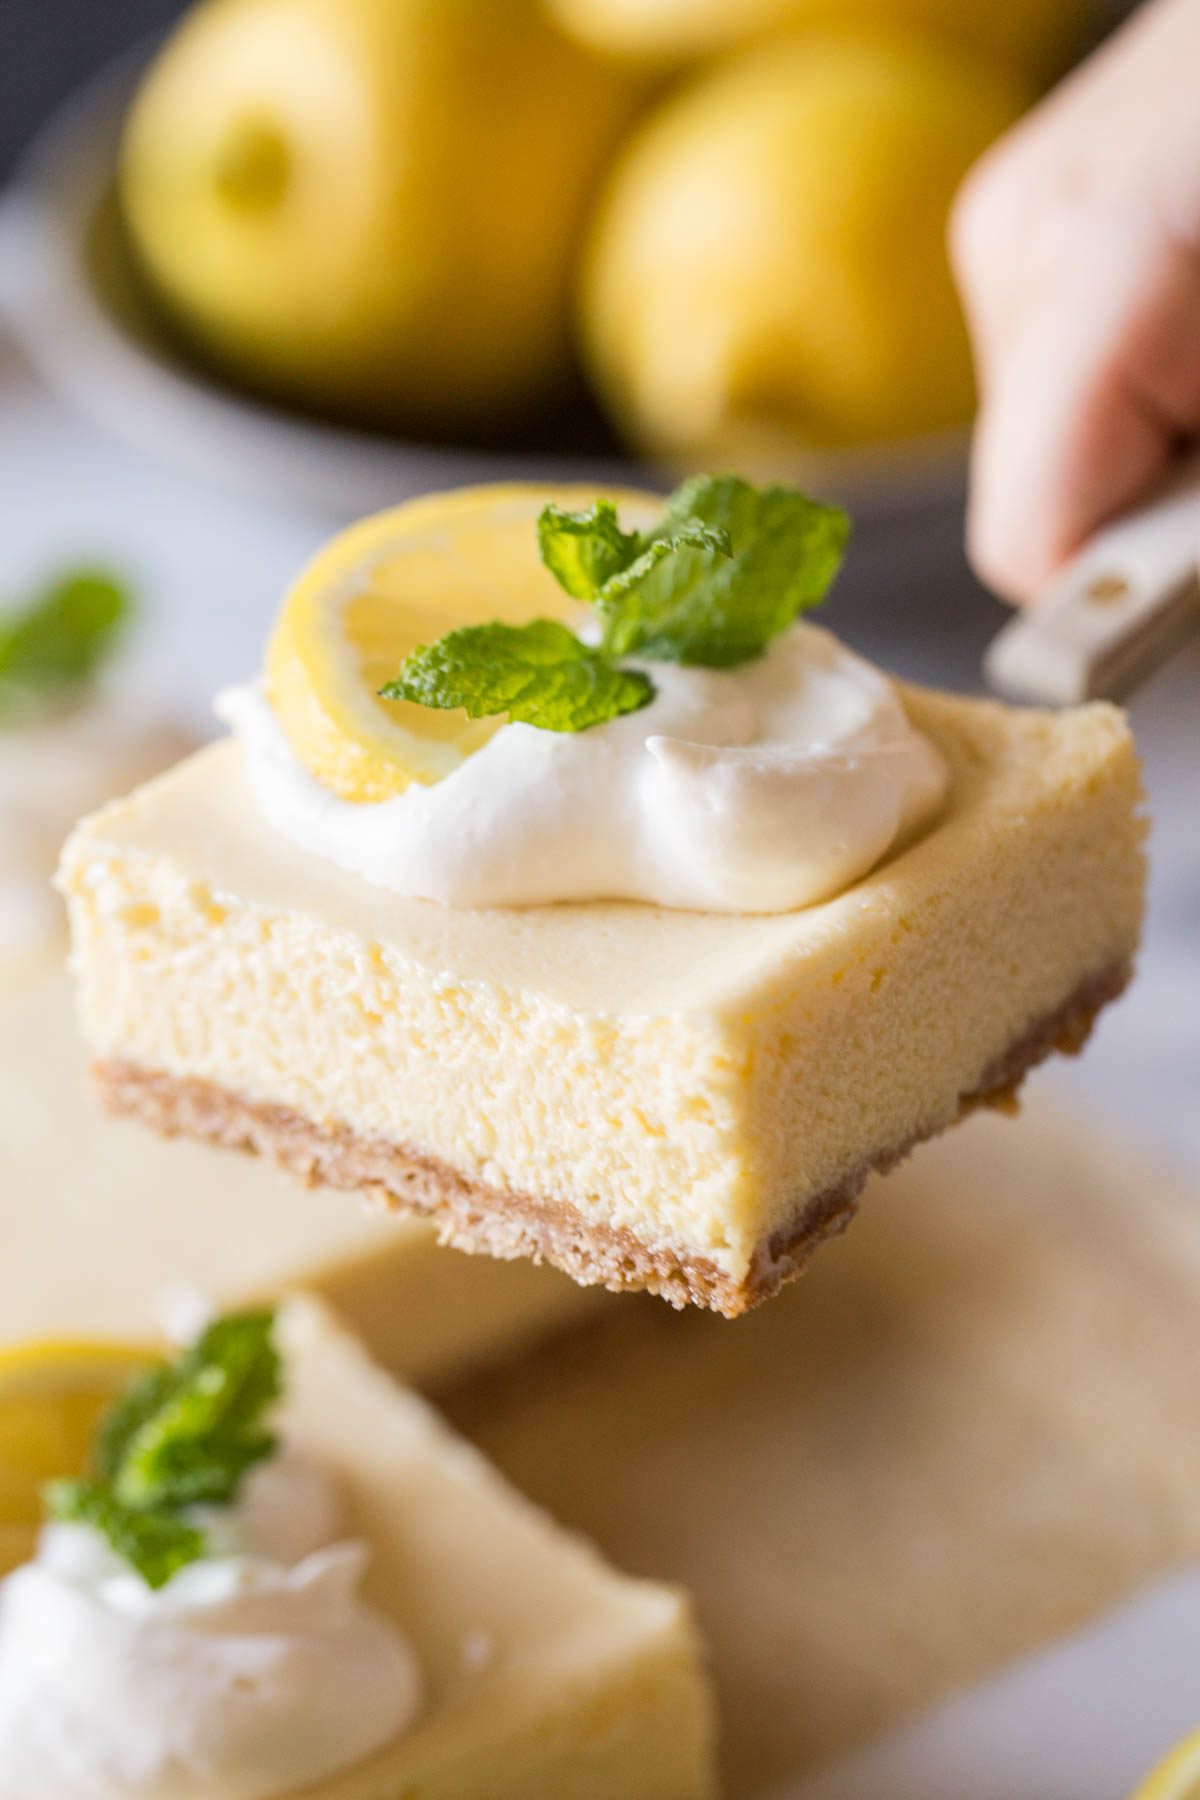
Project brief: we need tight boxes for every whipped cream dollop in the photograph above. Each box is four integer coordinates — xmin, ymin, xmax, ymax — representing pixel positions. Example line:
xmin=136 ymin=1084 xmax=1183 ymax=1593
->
xmin=0 ymin=696 xmax=189 ymax=960
xmin=0 ymin=1454 xmax=421 ymax=1800
xmin=221 ymin=622 xmax=948 ymax=913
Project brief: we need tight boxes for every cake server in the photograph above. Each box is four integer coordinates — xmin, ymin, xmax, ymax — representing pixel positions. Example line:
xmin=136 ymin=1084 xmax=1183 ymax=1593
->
xmin=984 ymin=453 xmax=1200 ymax=705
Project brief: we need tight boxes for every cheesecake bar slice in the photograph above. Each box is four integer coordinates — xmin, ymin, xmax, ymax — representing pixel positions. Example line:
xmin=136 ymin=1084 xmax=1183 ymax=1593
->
xmin=0 ymin=971 xmax=602 ymax=1383
xmin=1 ymin=1294 xmax=714 ymax=1796
xmin=59 ymin=685 xmax=1143 ymax=1317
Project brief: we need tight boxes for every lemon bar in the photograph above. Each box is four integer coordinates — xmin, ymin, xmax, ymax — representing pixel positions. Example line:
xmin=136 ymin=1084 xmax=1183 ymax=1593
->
xmin=0 ymin=1294 xmax=717 ymax=1797
xmin=59 ymin=684 xmax=1143 ymax=1316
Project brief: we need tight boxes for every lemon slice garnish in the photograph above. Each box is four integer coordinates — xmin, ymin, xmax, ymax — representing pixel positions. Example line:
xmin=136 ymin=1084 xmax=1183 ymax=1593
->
xmin=263 ymin=482 xmax=662 ymax=804
xmin=1129 ymin=1730 xmax=1200 ymax=1800
xmin=0 ymin=1338 xmax=160 ymax=1577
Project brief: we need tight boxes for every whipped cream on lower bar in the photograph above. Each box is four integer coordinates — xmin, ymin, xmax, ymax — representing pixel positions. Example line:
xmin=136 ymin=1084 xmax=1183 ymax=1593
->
xmin=220 ymin=622 xmax=949 ymax=914
xmin=0 ymin=1454 xmax=421 ymax=1799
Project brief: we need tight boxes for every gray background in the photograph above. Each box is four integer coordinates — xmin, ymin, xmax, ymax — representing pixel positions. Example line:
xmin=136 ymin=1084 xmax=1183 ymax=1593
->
xmin=1 ymin=1 xmax=183 ymax=173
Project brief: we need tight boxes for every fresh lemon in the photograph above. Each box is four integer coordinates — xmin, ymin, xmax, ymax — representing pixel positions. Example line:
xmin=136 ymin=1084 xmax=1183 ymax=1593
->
xmin=0 ymin=1339 xmax=160 ymax=1578
xmin=119 ymin=0 xmax=642 ymax=433
xmin=580 ymin=29 xmax=1030 ymax=462
xmin=1129 ymin=1730 xmax=1200 ymax=1800
xmin=264 ymin=483 xmax=662 ymax=803
xmin=547 ymin=0 xmax=1085 ymax=83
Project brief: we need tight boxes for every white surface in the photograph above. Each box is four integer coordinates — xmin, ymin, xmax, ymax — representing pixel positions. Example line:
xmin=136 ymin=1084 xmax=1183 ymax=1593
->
xmin=780 ymin=1570 xmax=1200 ymax=1800
xmin=0 ymin=333 xmax=327 ymax=730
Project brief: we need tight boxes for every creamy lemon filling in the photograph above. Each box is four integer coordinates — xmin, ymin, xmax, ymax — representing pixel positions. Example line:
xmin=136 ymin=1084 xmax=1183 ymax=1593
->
xmin=222 ymin=621 xmax=948 ymax=913
xmin=0 ymin=1453 xmax=421 ymax=1799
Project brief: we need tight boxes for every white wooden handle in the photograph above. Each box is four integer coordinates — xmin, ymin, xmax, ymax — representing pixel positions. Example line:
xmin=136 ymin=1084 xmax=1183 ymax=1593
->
xmin=984 ymin=458 xmax=1200 ymax=705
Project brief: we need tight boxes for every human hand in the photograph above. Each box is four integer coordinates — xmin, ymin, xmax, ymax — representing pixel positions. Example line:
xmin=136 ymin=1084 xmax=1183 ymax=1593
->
xmin=950 ymin=0 xmax=1200 ymax=602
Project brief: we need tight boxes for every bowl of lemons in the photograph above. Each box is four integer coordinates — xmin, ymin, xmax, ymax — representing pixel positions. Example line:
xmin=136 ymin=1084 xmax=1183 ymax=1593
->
xmin=0 ymin=0 xmax=1092 ymax=520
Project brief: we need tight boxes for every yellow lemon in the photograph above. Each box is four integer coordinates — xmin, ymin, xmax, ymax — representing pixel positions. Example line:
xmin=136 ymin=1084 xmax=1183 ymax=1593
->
xmin=1129 ymin=1729 xmax=1200 ymax=1800
xmin=580 ymin=29 xmax=1030 ymax=463
xmin=0 ymin=1339 xmax=161 ymax=1578
xmin=119 ymin=0 xmax=642 ymax=433
xmin=547 ymin=0 xmax=1085 ymax=83
xmin=264 ymin=482 xmax=662 ymax=803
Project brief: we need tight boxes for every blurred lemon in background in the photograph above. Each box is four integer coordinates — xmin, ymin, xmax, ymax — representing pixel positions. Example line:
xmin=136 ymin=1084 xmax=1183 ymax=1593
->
xmin=546 ymin=0 xmax=1087 ymax=82
xmin=120 ymin=0 xmax=641 ymax=434
xmin=579 ymin=29 xmax=1029 ymax=466
xmin=1129 ymin=1729 xmax=1200 ymax=1800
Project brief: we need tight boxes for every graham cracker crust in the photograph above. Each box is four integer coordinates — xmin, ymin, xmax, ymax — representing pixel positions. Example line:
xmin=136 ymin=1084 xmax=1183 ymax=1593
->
xmin=94 ymin=959 xmax=1130 ymax=1318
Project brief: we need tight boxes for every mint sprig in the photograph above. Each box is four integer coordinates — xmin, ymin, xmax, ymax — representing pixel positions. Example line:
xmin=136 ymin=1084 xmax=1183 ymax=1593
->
xmin=0 ymin=569 xmax=132 ymax=726
xmin=380 ymin=475 xmax=848 ymax=733
xmin=380 ymin=618 xmax=654 ymax=732
xmin=44 ymin=1310 xmax=280 ymax=1589
xmin=591 ymin=475 xmax=850 ymax=667
xmin=101 ymin=1311 xmax=281 ymax=1510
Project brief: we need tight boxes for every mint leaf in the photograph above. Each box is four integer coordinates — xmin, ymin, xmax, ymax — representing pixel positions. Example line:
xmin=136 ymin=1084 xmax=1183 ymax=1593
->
xmin=108 ymin=1310 xmax=280 ymax=1511
xmin=593 ymin=475 xmax=848 ymax=667
xmin=381 ymin=619 xmax=654 ymax=732
xmin=45 ymin=1480 xmax=205 ymax=1591
xmin=592 ymin=518 xmax=733 ymax=609
xmin=0 ymin=569 xmax=131 ymax=725
xmin=536 ymin=500 xmax=731 ymax=605
xmin=41 ymin=1309 xmax=280 ymax=1589
xmin=536 ymin=499 xmax=641 ymax=599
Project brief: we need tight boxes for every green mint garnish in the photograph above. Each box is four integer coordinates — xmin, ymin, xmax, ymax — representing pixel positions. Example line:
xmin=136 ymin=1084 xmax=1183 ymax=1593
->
xmin=380 ymin=618 xmax=654 ymax=732
xmin=380 ymin=475 xmax=848 ymax=733
xmin=535 ymin=498 xmax=644 ymax=598
xmin=99 ymin=1310 xmax=281 ymax=1511
xmin=536 ymin=498 xmax=732 ymax=612
xmin=44 ymin=1480 xmax=205 ymax=1593
xmin=587 ymin=474 xmax=850 ymax=667
xmin=0 ymin=569 xmax=132 ymax=726
xmin=43 ymin=1309 xmax=280 ymax=1590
